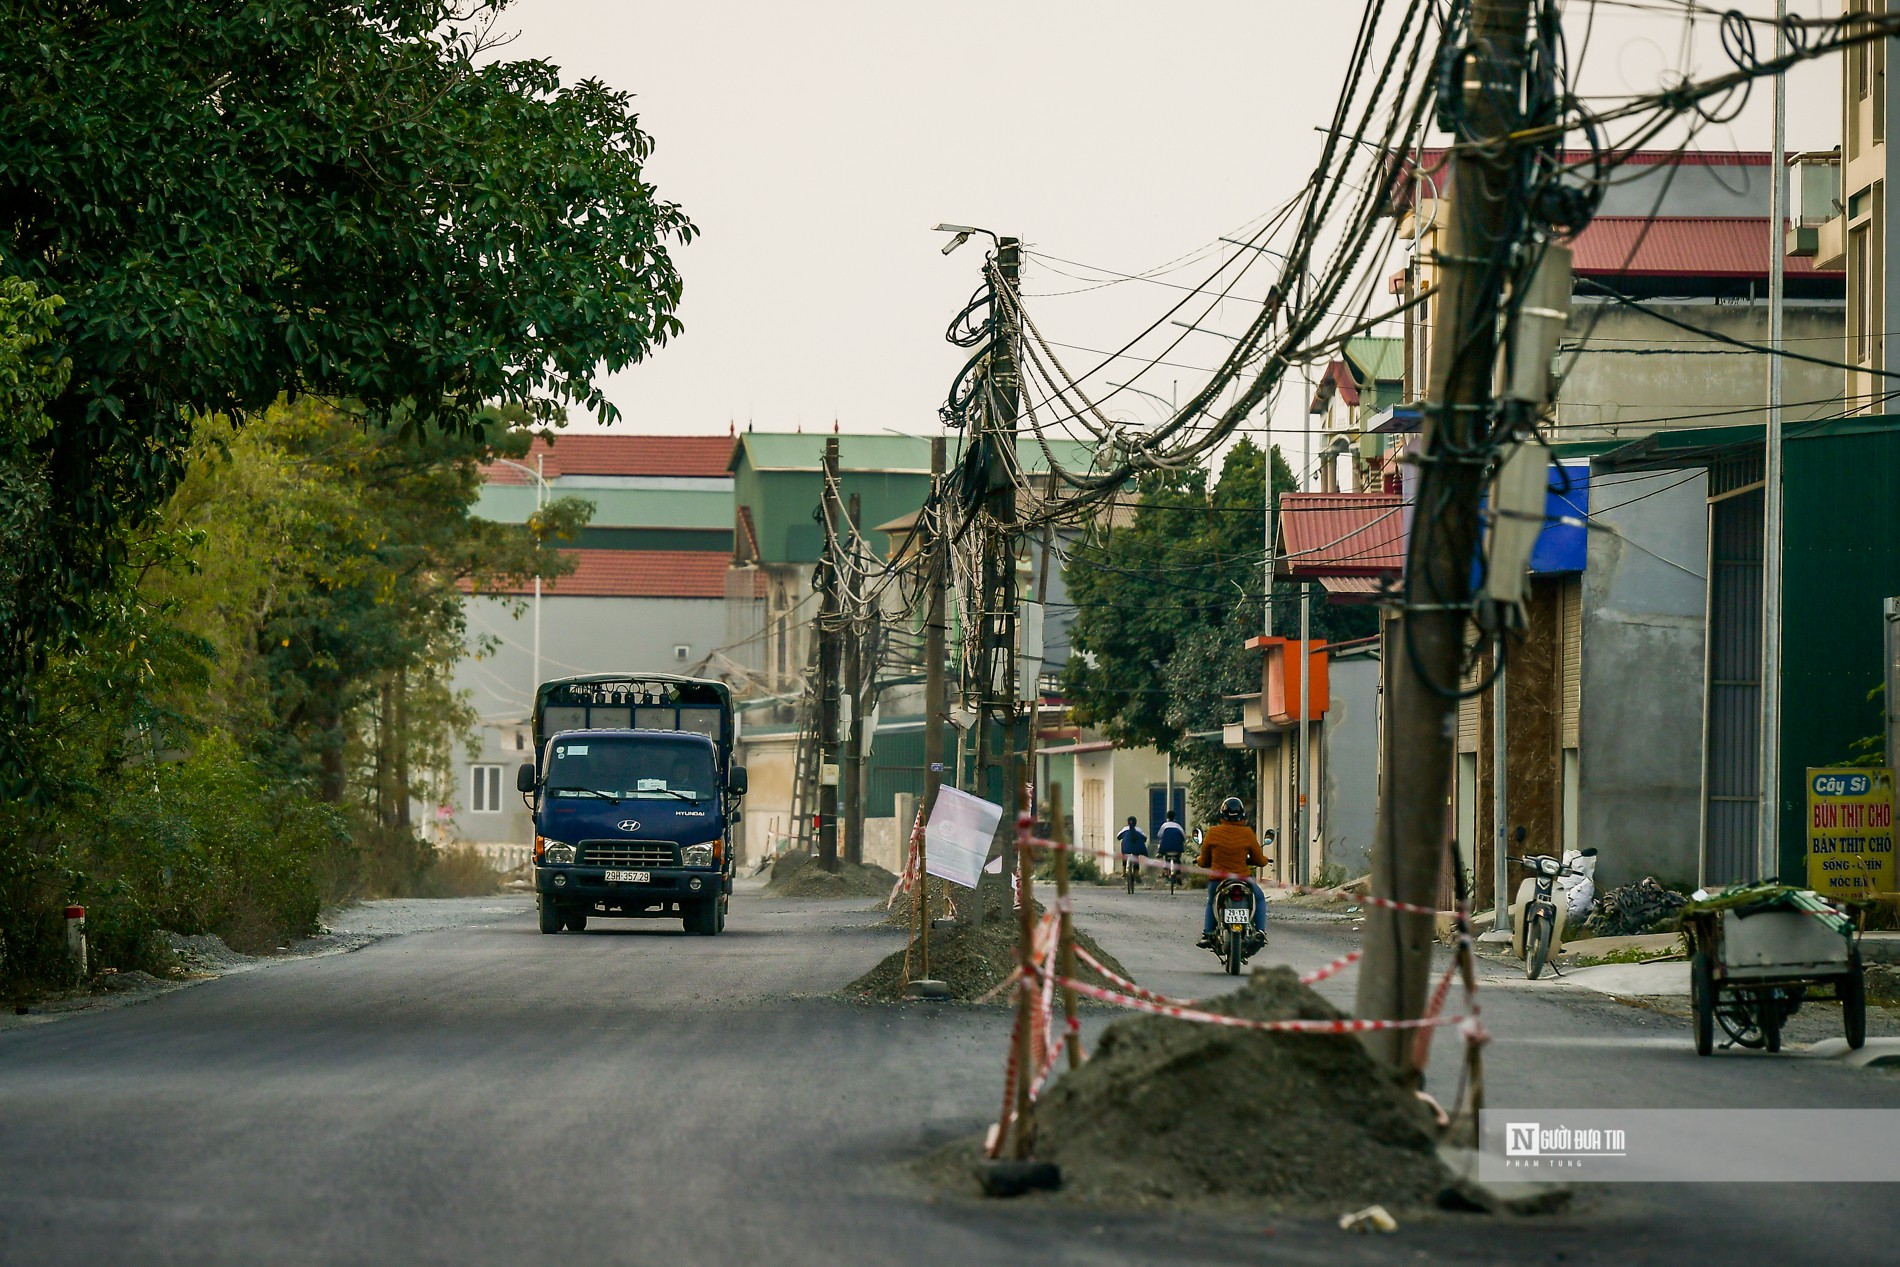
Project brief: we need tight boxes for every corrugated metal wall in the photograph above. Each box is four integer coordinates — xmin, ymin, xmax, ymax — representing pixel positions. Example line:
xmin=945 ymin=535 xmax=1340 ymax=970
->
xmin=1704 ymin=478 xmax=1764 ymax=885
xmin=1559 ymin=575 xmax=1582 ymax=749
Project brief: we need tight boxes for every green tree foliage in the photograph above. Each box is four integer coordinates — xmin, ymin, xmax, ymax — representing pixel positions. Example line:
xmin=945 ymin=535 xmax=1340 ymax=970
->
xmin=1 ymin=401 xmax=590 ymax=983
xmin=1063 ymin=441 xmax=1377 ymax=819
xmin=1 ymin=1 xmax=693 ymax=792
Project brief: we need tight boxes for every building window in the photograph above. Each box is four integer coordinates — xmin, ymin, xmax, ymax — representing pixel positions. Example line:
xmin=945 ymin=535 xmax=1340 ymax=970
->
xmin=515 ymin=729 xmax=525 ymax=751
xmin=1853 ymin=223 xmax=1872 ymax=365
xmin=470 ymin=764 xmax=503 ymax=813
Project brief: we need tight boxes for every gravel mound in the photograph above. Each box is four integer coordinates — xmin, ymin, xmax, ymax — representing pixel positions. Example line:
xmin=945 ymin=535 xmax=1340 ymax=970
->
xmin=1032 ymin=966 xmax=1449 ymax=1213
xmin=164 ymin=932 xmax=255 ymax=973
xmin=876 ymin=876 xmax=953 ymax=927
xmin=766 ymin=851 xmax=899 ymax=899
xmin=845 ymin=906 xmax=1131 ymax=1003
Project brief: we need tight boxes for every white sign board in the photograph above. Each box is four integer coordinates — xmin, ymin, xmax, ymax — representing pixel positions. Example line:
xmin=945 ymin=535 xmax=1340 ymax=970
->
xmin=925 ymin=786 xmax=1003 ymax=889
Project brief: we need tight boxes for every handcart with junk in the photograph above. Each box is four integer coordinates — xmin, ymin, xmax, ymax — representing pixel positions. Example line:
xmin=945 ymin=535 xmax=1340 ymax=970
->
xmin=1682 ymin=886 xmax=1866 ymax=1056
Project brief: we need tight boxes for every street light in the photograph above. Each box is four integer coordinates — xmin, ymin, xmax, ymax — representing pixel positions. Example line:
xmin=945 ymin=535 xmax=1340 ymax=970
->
xmin=1106 ymin=380 xmax=1177 ymax=416
xmin=933 ymin=223 xmax=999 ymax=255
xmin=489 ymin=454 xmax=549 ymax=711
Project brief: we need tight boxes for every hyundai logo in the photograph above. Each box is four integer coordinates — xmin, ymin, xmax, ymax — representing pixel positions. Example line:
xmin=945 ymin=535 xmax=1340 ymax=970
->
xmin=617 ymin=819 xmax=641 ymax=833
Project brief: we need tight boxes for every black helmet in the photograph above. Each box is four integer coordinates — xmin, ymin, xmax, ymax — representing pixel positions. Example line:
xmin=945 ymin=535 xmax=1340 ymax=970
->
xmin=1221 ymin=796 xmax=1245 ymax=820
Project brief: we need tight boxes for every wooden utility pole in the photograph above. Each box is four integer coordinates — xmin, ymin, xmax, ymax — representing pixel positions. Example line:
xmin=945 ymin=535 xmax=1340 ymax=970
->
xmin=921 ymin=437 xmax=949 ymax=977
xmin=1353 ymin=0 xmax=1533 ymax=1076
xmin=817 ymin=437 xmax=843 ymax=873
xmin=842 ymin=492 xmax=865 ymax=867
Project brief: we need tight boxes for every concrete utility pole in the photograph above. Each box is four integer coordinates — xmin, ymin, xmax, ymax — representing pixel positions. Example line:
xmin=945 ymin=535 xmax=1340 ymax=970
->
xmin=921 ymin=437 xmax=949 ymax=977
xmin=1490 ymin=653 xmax=1511 ymax=938
xmin=1298 ymin=582 xmax=1311 ymax=882
xmin=817 ymin=437 xmax=843 ymax=873
xmin=843 ymin=492 xmax=865 ymax=867
xmin=970 ymin=235 xmax=1023 ymax=928
xmin=1885 ymin=598 xmax=1900 ymax=772
xmin=1759 ymin=0 xmax=1789 ymax=884
xmin=1353 ymin=0 xmax=1533 ymax=1076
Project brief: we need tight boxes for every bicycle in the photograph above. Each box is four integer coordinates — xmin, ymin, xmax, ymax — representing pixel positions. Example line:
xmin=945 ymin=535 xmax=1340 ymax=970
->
xmin=1160 ymin=853 xmax=1183 ymax=895
xmin=1123 ymin=855 xmax=1142 ymax=893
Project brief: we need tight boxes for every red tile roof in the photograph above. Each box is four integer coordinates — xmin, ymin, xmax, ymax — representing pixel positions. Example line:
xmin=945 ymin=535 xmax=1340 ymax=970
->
xmin=461 ymin=550 xmax=749 ymax=599
xmin=1570 ymin=216 xmax=1841 ymax=279
xmin=484 ymin=434 xmax=735 ymax=483
xmin=1276 ymin=492 xmax=1405 ymax=579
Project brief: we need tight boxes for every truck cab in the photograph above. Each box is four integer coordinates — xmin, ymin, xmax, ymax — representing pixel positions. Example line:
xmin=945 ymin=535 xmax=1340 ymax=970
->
xmin=518 ymin=674 xmax=746 ymax=936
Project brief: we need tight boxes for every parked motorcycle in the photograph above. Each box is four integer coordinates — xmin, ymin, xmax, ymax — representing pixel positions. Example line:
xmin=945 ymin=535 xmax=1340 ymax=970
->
xmin=1508 ymin=833 xmax=1598 ymax=979
xmin=1209 ymin=878 xmax=1260 ymax=976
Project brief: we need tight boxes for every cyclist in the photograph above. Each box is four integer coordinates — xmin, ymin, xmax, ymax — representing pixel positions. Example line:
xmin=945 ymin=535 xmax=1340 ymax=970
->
xmin=1116 ymin=815 xmax=1148 ymax=887
xmin=1196 ymin=797 xmax=1268 ymax=950
xmin=1155 ymin=809 xmax=1188 ymax=887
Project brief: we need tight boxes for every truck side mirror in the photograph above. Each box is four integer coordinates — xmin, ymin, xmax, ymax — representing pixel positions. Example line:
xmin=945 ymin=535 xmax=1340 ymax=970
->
xmin=727 ymin=765 xmax=748 ymax=796
xmin=516 ymin=763 xmax=537 ymax=794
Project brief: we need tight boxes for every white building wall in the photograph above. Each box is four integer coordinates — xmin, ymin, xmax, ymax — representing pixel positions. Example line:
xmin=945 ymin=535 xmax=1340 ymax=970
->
xmin=439 ymin=592 xmax=730 ymax=850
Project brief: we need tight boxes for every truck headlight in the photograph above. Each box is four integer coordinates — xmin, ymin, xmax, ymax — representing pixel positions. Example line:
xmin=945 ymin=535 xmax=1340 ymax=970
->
xmin=680 ymin=843 xmax=715 ymax=868
xmin=541 ymin=840 xmax=577 ymax=865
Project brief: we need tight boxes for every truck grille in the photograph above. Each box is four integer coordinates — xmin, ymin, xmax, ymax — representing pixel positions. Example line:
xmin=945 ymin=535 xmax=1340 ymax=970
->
xmin=581 ymin=841 xmax=677 ymax=868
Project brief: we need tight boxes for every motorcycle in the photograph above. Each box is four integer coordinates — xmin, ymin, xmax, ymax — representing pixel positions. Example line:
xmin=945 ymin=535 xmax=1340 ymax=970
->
xmin=1209 ymin=877 xmax=1260 ymax=976
xmin=1508 ymin=834 xmax=1598 ymax=980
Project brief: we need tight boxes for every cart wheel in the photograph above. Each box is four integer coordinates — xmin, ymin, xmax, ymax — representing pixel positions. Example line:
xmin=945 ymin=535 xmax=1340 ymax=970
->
xmin=1843 ymin=953 xmax=1867 ymax=1051
xmin=1762 ymin=991 xmax=1782 ymax=1054
xmin=1716 ymin=991 xmax=1766 ymax=1049
xmin=1691 ymin=952 xmax=1715 ymax=1057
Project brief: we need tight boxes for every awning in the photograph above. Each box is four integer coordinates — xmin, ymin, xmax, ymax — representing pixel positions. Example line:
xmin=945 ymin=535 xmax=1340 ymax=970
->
xmin=1276 ymin=492 xmax=1405 ymax=580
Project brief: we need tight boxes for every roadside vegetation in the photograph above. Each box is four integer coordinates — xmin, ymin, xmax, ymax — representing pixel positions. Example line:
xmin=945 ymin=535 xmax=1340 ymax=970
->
xmin=0 ymin=1 xmax=692 ymax=994
xmin=1062 ymin=440 xmax=1378 ymax=819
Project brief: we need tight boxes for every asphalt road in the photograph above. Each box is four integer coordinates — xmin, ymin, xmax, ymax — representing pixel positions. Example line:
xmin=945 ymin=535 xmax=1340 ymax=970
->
xmin=4 ymin=881 xmax=1899 ymax=1266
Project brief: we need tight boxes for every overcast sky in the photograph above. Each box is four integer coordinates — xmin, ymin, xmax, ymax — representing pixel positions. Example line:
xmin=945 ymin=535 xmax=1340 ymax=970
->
xmin=501 ymin=0 xmax=1842 ymax=475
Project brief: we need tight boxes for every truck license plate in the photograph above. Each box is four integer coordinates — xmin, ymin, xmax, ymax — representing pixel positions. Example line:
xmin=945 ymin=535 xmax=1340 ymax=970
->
xmin=604 ymin=870 xmax=650 ymax=884
xmin=1223 ymin=907 xmax=1252 ymax=924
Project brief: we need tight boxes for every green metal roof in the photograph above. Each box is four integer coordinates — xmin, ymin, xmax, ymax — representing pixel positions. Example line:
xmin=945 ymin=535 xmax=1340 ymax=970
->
xmin=1344 ymin=336 xmax=1404 ymax=385
xmin=1596 ymin=415 xmax=1900 ymax=470
xmin=476 ymin=483 xmax=732 ymax=530
xmin=728 ymin=431 xmax=1103 ymax=475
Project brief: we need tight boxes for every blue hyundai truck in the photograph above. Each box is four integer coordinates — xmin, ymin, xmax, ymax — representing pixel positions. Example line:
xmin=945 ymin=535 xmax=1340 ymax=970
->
xmin=516 ymin=673 xmax=746 ymax=936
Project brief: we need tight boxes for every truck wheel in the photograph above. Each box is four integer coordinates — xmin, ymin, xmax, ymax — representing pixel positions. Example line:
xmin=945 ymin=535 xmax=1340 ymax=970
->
xmin=684 ymin=900 xmax=718 ymax=936
xmin=564 ymin=910 xmax=588 ymax=933
xmin=538 ymin=897 xmax=561 ymax=935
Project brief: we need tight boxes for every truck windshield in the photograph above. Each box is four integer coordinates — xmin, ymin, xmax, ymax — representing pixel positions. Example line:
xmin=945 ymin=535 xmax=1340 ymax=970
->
xmin=545 ymin=736 xmax=717 ymax=803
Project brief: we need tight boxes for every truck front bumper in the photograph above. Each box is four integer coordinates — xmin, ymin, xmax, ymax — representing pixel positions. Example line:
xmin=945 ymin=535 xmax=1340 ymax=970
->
xmin=535 ymin=866 xmax=731 ymax=908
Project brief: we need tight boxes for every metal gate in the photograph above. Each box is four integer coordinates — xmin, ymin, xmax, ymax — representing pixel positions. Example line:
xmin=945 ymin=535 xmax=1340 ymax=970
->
xmin=1703 ymin=458 xmax=1765 ymax=886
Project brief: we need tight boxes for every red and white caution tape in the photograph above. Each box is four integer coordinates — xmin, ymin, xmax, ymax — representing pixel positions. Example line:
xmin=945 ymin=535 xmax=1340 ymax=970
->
xmin=1073 ymin=944 xmax=1188 ymax=1007
xmin=1064 ymin=980 xmax=1459 ymax=1033
xmin=886 ymin=809 xmax=927 ymax=910
xmin=1023 ymin=833 xmax=1447 ymax=916
xmin=1299 ymin=948 xmax=1363 ymax=985
xmin=1057 ymin=974 xmax=1467 ymax=1033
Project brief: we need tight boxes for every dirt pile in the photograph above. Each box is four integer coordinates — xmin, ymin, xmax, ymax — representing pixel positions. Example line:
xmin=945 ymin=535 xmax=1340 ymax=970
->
xmin=765 ymin=851 xmax=900 ymax=899
xmin=876 ymin=876 xmax=954 ymax=928
xmin=1030 ymin=966 xmax=1449 ymax=1212
xmin=846 ymin=902 xmax=1130 ymax=1003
